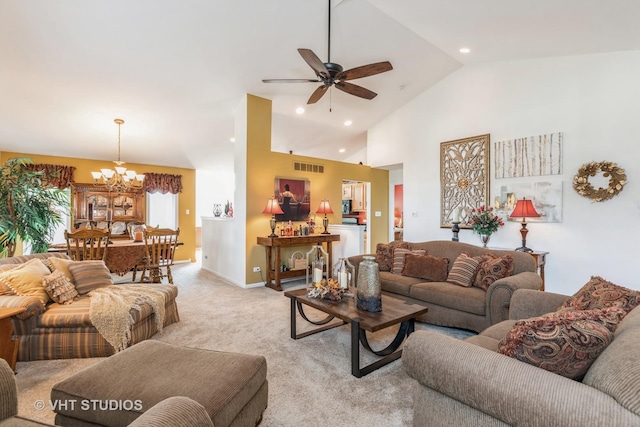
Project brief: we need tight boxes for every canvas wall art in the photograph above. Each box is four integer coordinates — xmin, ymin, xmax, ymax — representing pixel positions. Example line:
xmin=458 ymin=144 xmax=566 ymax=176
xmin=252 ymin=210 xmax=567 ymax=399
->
xmin=493 ymin=181 xmax=563 ymax=223
xmin=494 ymin=132 xmax=563 ymax=178
xmin=274 ymin=177 xmax=311 ymax=221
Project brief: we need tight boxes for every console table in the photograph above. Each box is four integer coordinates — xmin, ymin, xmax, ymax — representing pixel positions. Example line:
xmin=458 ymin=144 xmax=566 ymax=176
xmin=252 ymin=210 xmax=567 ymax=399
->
xmin=529 ymin=250 xmax=549 ymax=291
xmin=257 ymin=234 xmax=340 ymax=291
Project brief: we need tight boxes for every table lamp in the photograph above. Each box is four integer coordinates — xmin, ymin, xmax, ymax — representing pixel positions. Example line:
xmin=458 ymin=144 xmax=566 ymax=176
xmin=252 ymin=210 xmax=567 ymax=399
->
xmin=316 ymin=199 xmax=333 ymax=234
xmin=262 ymin=197 xmax=284 ymax=237
xmin=510 ymin=198 xmax=540 ymax=252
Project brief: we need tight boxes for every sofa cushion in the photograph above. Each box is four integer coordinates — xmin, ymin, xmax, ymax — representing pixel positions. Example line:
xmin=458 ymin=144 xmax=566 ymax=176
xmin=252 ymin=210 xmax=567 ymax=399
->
xmin=392 ymin=248 xmax=426 ymax=274
xmin=410 ymin=282 xmax=486 ymax=316
xmin=43 ymin=270 xmax=79 ymax=305
xmin=0 ymin=258 xmax=51 ymax=306
xmin=44 ymin=257 xmax=74 ymax=281
xmin=447 ymin=252 xmax=482 ymax=287
xmin=498 ymin=307 xmax=626 ymax=380
xmin=474 ymin=255 xmax=514 ymax=291
xmin=68 ymin=261 xmax=113 ymax=294
xmin=558 ymin=276 xmax=640 ymax=314
xmin=402 ymin=253 xmax=449 ymax=282
xmin=375 ymin=242 xmax=411 ymax=272
xmin=38 ymin=297 xmax=93 ymax=327
xmin=380 ymin=271 xmax=422 ymax=296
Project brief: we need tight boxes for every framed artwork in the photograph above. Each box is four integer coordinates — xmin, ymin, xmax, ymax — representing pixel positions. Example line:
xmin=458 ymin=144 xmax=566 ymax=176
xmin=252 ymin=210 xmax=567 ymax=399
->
xmin=440 ymin=134 xmax=490 ymax=228
xmin=494 ymin=132 xmax=562 ymax=178
xmin=274 ymin=177 xmax=311 ymax=221
xmin=494 ymin=181 xmax=563 ymax=223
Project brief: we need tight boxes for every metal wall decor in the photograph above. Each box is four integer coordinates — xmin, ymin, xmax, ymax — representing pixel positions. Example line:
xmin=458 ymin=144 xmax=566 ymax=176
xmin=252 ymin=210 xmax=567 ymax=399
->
xmin=440 ymin=134 xmax=490 ymax=228
xmin=573 ymin=161 xmax=627 ymax=202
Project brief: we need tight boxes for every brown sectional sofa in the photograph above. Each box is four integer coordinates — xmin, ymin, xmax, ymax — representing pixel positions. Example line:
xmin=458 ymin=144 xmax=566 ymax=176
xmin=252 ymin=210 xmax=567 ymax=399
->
xmin=348 ymin=240 xmax=542 ymax=332
xmin=0 ymin=253 xmax=179 ymax=361
xmin=403 ymin=289 xmax=640 ymax=426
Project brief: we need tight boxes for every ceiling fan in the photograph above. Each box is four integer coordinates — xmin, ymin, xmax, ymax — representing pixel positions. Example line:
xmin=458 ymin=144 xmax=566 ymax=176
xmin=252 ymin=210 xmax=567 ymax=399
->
xmin=262 ymin=0 xmax=393 ymax=105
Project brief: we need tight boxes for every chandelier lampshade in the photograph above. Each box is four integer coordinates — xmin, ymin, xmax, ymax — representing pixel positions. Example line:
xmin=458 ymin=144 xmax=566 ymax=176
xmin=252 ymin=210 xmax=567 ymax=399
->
xmin=91 ymin=119 xmax=144 ymax=193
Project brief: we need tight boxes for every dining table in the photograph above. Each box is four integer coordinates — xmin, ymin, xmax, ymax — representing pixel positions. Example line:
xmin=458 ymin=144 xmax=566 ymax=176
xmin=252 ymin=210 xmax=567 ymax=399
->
xmin=49 ymin=239 xmax=147 ymax=276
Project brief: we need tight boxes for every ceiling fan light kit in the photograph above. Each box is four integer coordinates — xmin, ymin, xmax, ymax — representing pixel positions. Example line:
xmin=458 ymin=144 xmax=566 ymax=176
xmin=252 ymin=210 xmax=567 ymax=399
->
xmin=262 ymin=0 xmax=392 ymax=105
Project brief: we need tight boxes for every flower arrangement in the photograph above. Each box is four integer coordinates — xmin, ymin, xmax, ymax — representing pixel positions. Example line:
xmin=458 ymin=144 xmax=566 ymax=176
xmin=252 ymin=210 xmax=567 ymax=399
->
xmin=468 ymin=205 xmax=504 ymax=235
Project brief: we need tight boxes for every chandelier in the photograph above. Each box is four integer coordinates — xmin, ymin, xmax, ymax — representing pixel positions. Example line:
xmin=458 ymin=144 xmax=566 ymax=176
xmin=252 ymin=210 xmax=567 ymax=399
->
xmin=91 ymin=118 xmax=144 ymax=192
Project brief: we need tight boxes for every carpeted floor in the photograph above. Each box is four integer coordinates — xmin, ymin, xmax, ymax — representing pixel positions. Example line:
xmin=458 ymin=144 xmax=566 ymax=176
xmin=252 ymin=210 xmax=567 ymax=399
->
xmin=14 ymin=260 xmax=475 ymax=426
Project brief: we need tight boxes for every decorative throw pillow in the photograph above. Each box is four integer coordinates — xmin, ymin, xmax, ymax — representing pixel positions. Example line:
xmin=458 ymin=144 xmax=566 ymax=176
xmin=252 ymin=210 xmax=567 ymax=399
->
xmin=558 ymin=276 xmax=640 ymax=314
xmin=498 ymin=307 xmax=625 ymax=380
xmin=0 ymin=264 xmax=19 ymax=295
xmin=44 ymin=257 xmax=74 ymax=281
xmin=375 ymin=242 xmax=411 ymax=272
xmin=402 ymin=253 xmax=449 ymax=282
xmin=0 ymin=259 xmax=51 ymax=305
xmin=68 ymin=261 xmax=113 ymax=294
xmin=43 ymin=270 xmax=79 ymax=305
xmin=392 ymin=248 xmax=426 ymax=274
xmin=447 ymin=252 xmax=483 ymax=287
xmin=474 ymin=255 xmax=514 ymax=291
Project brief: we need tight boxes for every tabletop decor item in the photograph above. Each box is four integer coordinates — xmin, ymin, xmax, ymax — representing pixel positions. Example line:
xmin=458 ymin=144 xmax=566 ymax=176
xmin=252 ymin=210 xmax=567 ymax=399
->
xmin=573 ymin=161 xmax=627 ymax=202
xmin=468 ymin=205 xmax=504 ymax=247
xmin=509 ymin=198 xmax=540 ymax=252
xmin=307 ymin=278 xmax=348 ymax=301
xmin=356 ymin=256 xmax=382 ymax=312
xmin=262 ymin=197 xmax=284 ymax=237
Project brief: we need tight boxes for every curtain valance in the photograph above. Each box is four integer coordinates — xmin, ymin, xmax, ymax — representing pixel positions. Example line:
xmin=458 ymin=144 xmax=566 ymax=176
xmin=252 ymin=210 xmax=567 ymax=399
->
xmin=144 ymin=173 xmax=183 ymax=194
xmin=25 ymin=163 xmax=76 ymax=189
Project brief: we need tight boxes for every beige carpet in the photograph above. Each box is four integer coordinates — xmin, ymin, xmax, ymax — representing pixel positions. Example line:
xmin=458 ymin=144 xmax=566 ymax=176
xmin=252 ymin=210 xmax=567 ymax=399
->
xmin=14 ymin=261 xmax=474 ymax=426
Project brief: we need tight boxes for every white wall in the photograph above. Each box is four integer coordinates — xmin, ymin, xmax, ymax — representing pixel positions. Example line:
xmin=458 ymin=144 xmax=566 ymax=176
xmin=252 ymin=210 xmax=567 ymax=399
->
xmin=369 ymin=50 xmax=640 ymax=294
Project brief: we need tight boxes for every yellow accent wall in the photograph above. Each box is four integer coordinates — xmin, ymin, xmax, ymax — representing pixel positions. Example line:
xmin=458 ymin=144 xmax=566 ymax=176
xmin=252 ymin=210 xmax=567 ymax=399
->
xmin=1 ymin=151 xmax=196 ymax=262
xmin=244 ymin=94 xmax=389 ymax=283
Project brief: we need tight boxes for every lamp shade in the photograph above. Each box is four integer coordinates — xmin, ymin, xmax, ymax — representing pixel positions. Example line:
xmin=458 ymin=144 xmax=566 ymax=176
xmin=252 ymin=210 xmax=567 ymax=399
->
xmin=262 ymin=198 xmax=284 ymax=215
xmin=510 ymin=198 xmax=540 ymax=219
xmin=316 ymin=199 xmax=333 ymax=215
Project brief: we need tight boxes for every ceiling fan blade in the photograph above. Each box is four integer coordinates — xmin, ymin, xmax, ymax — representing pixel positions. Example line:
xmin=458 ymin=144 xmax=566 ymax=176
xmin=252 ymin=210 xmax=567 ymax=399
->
xmin=334 ymin=81 xmax=377 ymax=100
xmin=262 ymin=78 xmax=319 ymax=83
xmin=307 ymin=84 xmax=330 ymax=104
xmin=298 ymin=48 xmax=329 ymax=78
xmin=336 ymin=61 xmax=393 ymax=81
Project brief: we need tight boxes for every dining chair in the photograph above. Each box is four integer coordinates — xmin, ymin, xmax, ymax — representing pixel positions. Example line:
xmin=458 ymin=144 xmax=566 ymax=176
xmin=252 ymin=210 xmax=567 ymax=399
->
xmin=64 ymin=228 xmax=111 ymax=261
xmin=139 ymin=227 xmax=180 ymax=284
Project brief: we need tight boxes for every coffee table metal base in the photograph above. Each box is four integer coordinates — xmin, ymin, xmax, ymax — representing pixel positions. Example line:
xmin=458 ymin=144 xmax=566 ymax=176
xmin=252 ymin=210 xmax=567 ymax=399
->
xmin=290 ymin=298 xmax=418 ymax=378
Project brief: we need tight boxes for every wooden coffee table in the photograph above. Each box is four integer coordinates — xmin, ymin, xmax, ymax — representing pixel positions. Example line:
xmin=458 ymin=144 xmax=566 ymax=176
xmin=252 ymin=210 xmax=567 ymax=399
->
xmin=284 ymin=289 xmax=428 ymax=377
xmin=0 ymin=307 xmax=26 ymax=372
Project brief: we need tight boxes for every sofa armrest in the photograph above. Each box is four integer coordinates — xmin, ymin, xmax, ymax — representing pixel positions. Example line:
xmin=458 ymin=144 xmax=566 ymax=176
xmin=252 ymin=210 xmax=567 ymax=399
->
xmin=0 ymin=295 xmax=45 ymax=320
xmin=0 ymin=359 xmax=18 ymax=420
xmin=509 ymin=289 xmax=569 ymax=320
xmin=402 ymin=331 xmax=638 ymax=426
xmin=485 ymin=272 xmax=542 ymax=324
xmin=128 ymin=396 xmax=214 ymax=427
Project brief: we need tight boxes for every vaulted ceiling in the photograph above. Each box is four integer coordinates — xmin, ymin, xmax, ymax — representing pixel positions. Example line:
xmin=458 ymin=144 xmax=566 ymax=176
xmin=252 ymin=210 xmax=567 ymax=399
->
xmin=2 ymin=0 xmax=639 ymax=170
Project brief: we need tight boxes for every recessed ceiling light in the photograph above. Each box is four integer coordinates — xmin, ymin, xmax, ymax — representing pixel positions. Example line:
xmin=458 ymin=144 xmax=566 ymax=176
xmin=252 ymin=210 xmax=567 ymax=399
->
xmin=459 ymin=47 xmax=471 ymax=54
xmin=344 ymin=120 xmax=352 ymax=126
xmin=230 ymin=137 xmax=235 ymax=143
xmin=339 ymin=148 xmax=346 ymax=153
xmin=296 ymin=107 xmax=305 ymax=115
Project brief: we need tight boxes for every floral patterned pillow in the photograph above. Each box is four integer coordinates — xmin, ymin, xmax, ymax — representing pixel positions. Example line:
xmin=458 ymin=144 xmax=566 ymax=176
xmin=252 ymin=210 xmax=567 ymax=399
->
xmin=558 ymin=276 xmax=640 ymax=314
xmin=473 ymin=255 xmax=514 ymax=291
xmin=498 ymin=307 xmax=625 ymax=380
xmin=375 ymin=242 xmax=411 ymax=272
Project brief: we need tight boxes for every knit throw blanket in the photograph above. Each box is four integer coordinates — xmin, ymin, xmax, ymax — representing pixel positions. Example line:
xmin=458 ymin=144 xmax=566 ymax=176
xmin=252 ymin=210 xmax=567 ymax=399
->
xmin=88 ymin=284 xmax=166 ymax=352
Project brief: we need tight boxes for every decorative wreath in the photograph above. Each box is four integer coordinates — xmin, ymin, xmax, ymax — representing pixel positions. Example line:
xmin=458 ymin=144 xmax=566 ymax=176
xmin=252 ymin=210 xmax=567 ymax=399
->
xmin=572 ymin=161 xmax=627 ymax=202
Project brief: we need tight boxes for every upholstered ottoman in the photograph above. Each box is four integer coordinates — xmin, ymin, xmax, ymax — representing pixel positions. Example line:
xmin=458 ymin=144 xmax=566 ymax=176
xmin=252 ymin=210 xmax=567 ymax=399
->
xmin=51 ymin=340 xmax=268 ymax=427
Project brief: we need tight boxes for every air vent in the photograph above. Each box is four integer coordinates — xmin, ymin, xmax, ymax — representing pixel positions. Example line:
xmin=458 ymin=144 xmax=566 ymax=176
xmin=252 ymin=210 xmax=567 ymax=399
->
xmin=293 ymin=161 xmax=324 ymax=174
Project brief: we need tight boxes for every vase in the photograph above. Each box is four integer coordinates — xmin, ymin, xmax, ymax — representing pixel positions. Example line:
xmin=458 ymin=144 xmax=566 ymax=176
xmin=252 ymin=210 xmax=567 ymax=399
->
xmin=356 ymin=256 xmax=382 ymax=312
xmin=479 ymin=234 xmax=491 ymax=248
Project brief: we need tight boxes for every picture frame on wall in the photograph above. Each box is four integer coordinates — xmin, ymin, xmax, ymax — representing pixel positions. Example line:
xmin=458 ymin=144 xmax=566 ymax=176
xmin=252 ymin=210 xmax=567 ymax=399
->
xmin=440 ymin=134 xmax=490 ymax=228
xmin=274 ymin=177 xmax=311 ymax=221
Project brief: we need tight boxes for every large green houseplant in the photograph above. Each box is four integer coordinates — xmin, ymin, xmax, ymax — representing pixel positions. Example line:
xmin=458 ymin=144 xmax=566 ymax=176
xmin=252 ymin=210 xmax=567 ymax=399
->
xmin=0 ymin=157 xmax=70 ymax=258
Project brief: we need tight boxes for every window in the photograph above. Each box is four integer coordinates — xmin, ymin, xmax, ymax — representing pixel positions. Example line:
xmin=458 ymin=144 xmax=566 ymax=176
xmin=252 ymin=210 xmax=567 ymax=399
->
xmin=146 ymin=192 xmax=178 ymax=229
